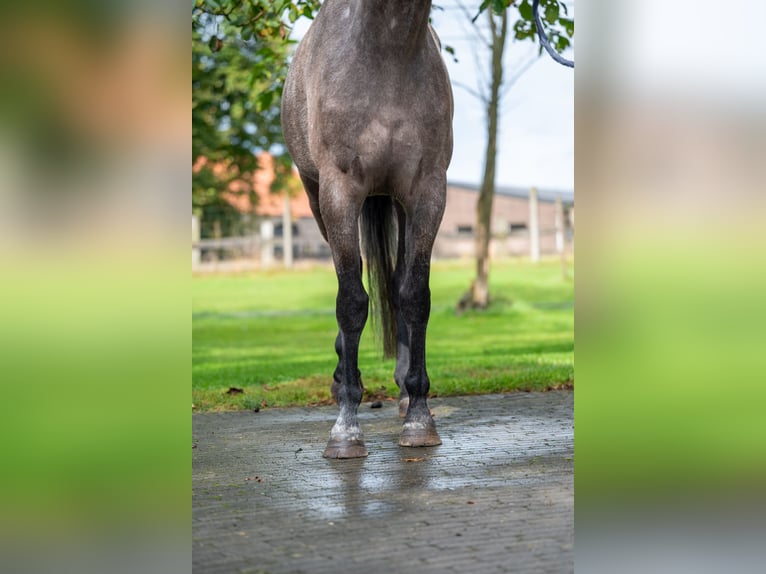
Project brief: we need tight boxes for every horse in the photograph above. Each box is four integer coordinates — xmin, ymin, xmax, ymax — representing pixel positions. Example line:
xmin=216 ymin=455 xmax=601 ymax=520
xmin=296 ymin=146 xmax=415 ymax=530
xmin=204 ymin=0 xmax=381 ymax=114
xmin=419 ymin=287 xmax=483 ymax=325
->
xmin=281 ymin=0 xmax=453 ymax=458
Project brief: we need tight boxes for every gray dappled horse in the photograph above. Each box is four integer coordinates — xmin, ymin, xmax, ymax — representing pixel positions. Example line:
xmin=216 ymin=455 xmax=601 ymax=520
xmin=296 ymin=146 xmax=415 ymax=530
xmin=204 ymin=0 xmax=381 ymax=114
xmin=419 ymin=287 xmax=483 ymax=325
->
xmin=281 ymin=0 xmax=453 ymax=458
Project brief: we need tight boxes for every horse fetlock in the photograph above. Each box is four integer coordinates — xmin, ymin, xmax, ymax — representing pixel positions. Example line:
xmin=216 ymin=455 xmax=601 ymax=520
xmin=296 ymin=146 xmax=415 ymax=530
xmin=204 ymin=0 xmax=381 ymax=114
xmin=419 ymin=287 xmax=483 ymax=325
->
xmin=403 ymin=373 xmax=430 ymax=401
xmin=402 ymin=397 xmax=436 ymax=426
xmin=329 ymin=420 xmax=364 ymax=442
xmin=402 ymin=402 xmax=434 ymax=425
xmin=334 ymin=375 xmax=363 ymax=405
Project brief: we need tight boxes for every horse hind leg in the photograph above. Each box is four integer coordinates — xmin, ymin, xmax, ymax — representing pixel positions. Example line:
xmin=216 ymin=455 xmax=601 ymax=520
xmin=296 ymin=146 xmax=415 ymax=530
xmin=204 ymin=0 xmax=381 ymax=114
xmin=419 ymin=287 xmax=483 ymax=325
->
xmin=392 ymin=201 xmax=410 ymax=418
xmin=398 ymin=265 xmax=441 ymax=447
xmin=397 ymin=179 xmax=446 ymax=447
xmin=321 ymin=177 xmax=369 ymax=459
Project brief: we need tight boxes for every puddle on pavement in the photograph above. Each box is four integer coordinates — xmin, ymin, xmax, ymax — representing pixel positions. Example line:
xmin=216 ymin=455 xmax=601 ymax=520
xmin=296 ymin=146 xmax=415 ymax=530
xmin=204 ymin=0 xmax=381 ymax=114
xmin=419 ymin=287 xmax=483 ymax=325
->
xmin=287 ymin=418 xmax=572 ymax=521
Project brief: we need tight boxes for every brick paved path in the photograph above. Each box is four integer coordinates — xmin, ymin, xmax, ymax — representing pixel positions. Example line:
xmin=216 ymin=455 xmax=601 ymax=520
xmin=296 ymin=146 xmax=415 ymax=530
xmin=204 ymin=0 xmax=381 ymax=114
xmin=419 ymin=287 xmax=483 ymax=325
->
xmin=193 ymin=391 xmax=573 ymax=573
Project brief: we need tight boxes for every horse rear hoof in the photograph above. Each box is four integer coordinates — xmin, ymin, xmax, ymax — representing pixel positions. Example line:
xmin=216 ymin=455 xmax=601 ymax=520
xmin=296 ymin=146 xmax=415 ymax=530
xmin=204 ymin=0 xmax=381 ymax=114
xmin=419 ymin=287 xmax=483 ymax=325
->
xmin=399 ymin=425 xmax=442 ymax=447
xmin=323 ymin=439 xmax=369 ymax=459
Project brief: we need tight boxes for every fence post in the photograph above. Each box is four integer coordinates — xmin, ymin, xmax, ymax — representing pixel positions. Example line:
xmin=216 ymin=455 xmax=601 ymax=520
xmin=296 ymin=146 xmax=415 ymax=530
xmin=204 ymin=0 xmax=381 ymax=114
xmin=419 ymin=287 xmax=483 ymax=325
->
xmin=529 ymin=187 xmax=540 ymax=263
xmin=555 ymin=196 xmax=567 ymax=280
xmin=282 ymin=193 xmax=293 ymax=269
xmin=261 ymin=220 xmax=274 ymax=268
xmin=192 ymin=215 xmax=200 ymax=270
xmin=569 ymin=205 xmax=575 ymax=253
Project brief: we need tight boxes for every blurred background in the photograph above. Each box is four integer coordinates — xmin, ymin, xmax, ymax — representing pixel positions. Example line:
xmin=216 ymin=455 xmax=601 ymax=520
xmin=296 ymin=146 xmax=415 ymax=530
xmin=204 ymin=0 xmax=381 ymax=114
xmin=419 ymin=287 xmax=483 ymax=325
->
xmin=0 ymin=0 xmax=764 ymax=572
xmin=576 ymin=1 xmax=766 ymax=572
xmin=0 ymin=1 xmax=189 ymax=573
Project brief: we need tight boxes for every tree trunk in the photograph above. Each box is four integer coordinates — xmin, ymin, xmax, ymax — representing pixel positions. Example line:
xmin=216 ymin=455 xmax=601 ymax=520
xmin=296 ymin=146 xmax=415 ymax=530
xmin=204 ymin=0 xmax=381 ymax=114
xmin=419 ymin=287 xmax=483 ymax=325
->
xmin=458 ymin=10 xmax=508 ymax=311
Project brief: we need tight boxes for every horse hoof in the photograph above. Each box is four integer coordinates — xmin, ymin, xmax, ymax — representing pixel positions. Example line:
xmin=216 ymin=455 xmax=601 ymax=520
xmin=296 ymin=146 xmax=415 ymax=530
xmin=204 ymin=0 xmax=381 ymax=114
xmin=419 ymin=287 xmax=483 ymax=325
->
xmin=398 ymin=398 xmax=409 ymax=418
xmin=399 ymin=425 xmax=442 ymax=447
xmin=323 ymin=438 xmax=368 ymax=459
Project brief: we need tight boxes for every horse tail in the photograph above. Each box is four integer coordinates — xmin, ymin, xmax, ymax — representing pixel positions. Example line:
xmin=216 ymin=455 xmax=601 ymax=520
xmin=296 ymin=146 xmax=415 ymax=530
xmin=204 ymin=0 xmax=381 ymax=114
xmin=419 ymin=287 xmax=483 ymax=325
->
xmin=360 ymin=195 xmax=398 ymax=359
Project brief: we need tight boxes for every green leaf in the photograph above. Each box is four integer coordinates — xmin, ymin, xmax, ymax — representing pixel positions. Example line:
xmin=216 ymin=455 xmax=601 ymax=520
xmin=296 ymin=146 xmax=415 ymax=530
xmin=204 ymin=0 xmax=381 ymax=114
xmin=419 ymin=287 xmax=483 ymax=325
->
xmin=545 ymin=3 xmax=559 ymax=25
xmin=256 ymin=90 xmax=274 ymax=112
xmin=560 ymin=17 xmax=574 ymax=38
xmin=444 ymin=44 xmax=458 ymax=63
xmin=473 ymin=0 xmax=492 ymax=22
xmin=519 ymin=0 xmax=533 ymax=21
xmin=491 ymin=0 xmax=507 ymax=15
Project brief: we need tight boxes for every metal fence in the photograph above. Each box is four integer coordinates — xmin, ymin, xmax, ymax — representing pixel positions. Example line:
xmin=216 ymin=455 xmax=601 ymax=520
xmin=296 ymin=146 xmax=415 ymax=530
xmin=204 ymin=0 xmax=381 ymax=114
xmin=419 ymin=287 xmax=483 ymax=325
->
xmin=192 ymin=216 xmax=572 ymax=272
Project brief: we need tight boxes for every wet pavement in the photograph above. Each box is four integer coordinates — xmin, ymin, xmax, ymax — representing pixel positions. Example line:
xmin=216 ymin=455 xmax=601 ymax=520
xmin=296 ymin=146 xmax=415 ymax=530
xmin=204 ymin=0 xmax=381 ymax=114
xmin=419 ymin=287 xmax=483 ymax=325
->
xmin=193 ymin=391 xmax=573 ymax=573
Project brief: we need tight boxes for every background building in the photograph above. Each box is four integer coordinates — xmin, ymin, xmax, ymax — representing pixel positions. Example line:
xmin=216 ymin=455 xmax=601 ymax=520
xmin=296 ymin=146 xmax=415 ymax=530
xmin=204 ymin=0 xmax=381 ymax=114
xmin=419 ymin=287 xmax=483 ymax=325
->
xmin=193 ymin=155 xmax=573 ymax=270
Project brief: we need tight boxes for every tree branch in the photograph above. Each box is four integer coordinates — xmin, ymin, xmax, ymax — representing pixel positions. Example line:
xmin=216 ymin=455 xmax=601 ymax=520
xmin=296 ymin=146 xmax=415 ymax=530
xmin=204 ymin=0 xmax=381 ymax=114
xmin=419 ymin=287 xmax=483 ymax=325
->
xmin=454 ymin=0 xmax=492 ymax=50
xmin=500 ymin=54 xmax=539 ymax=102
xmin=452 ymin=80 xmax=488 ymax=104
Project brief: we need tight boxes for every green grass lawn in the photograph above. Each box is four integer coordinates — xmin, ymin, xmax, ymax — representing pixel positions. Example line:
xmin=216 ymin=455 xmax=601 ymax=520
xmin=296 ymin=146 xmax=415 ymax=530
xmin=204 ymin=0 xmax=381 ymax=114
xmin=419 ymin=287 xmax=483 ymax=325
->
xmin=193 ymin=258 xmax=573 ymax=410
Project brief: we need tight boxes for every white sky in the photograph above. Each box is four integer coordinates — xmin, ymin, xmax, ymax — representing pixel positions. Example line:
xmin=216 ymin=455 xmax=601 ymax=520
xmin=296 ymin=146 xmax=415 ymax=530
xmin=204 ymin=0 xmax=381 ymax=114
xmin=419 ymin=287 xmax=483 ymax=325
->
xmin=290 ymin=1 xmax=574 ymax=192
xmin=606 ymin=0 xmax=766 ymax=107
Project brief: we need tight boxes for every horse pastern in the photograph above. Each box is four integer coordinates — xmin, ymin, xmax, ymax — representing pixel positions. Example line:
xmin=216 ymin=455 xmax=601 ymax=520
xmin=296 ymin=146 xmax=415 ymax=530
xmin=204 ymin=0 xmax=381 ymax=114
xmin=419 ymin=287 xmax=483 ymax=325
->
xmin=329 ymin=423 xmax=364 ymax=443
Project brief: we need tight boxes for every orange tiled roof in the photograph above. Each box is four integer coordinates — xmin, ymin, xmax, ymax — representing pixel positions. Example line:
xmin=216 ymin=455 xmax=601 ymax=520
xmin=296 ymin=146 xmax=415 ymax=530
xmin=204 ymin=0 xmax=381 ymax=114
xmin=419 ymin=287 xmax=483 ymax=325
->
xmin=194 ymin=153 xmax=312 ymax=218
